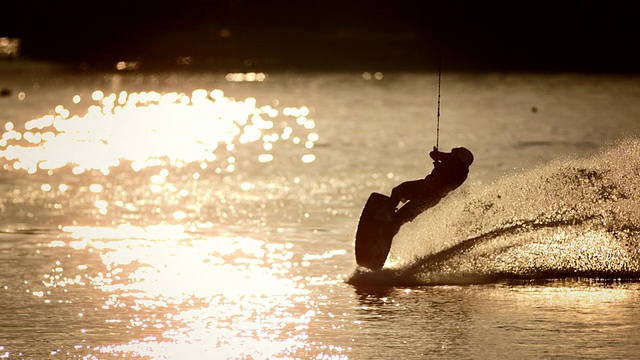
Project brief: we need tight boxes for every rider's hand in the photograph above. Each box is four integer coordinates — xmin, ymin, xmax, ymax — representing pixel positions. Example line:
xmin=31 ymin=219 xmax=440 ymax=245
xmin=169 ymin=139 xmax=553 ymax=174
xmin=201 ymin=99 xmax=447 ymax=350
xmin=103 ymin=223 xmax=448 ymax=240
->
xmin=429 ymin=146 xmax=439 ymax=160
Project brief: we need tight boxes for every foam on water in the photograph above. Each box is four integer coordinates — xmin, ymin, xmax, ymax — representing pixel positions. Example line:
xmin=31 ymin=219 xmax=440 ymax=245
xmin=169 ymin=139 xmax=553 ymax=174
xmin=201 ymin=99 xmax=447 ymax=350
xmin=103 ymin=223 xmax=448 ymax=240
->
xmin=349 ymin=138 xmax=640 ymax=286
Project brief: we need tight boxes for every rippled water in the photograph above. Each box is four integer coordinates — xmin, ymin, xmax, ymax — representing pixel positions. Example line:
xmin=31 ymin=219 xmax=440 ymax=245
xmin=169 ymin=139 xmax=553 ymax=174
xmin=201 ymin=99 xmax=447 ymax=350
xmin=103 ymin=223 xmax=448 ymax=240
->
xmin=1 ymin=64 xmax=640 ymax=359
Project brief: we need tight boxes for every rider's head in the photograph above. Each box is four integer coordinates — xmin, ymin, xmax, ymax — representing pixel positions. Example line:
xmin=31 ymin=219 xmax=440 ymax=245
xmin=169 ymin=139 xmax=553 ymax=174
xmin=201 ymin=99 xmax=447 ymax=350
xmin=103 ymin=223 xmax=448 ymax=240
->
xmin=451 ymin=147 xmax=474 ymax=166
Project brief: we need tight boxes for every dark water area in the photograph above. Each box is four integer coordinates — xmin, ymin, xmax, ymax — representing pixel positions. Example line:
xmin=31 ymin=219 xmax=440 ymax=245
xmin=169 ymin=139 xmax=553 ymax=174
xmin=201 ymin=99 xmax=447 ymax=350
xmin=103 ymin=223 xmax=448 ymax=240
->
xmin=2 ymin=1 xmax=640 ymax=73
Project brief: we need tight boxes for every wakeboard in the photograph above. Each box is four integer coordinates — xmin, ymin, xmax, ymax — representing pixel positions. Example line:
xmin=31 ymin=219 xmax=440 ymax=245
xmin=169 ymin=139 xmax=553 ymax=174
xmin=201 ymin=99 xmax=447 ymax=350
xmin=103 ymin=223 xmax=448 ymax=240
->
xmin=354 ymin=192 xmax=400 ymax=270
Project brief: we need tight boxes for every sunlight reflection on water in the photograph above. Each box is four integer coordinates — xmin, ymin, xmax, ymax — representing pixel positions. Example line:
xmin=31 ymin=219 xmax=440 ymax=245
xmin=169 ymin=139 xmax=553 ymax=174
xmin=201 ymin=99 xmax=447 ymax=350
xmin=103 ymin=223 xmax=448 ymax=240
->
xmin=0 ymin=80 xmax=348 ymax=358
xmin=48 ymin=225 xmax=321 ymax=358
xmin=0 ymin=82 xmax=327 ymax=230
xmin=0 ymin=87 xmax=317 ymax=175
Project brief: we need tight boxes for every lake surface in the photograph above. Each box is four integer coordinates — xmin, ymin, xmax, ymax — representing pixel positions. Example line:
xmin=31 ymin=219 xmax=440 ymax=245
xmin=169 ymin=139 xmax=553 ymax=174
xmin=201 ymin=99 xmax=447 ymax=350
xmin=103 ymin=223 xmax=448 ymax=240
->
xmin=1 ymin=63 xmax=640 ymax=359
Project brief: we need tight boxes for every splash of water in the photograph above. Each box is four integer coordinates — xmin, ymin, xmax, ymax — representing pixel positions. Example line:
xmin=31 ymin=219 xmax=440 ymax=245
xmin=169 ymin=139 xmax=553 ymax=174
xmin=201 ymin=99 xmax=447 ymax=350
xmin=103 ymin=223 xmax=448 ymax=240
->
xmin=349 ymin=138 xmax=640 ymax=286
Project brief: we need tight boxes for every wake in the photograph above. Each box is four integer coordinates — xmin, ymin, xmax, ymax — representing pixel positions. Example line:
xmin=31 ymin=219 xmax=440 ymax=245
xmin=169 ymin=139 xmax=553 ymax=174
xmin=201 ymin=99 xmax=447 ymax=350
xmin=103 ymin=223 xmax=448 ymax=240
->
xmin=348 ymin=138 xmax=640 ymax=286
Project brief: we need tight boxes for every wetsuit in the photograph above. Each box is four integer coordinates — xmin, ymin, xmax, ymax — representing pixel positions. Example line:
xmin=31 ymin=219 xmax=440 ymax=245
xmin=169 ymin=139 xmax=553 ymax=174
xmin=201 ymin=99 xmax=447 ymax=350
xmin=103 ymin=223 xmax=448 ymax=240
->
xmin=390 ymin=148 xmax=471 ymax=226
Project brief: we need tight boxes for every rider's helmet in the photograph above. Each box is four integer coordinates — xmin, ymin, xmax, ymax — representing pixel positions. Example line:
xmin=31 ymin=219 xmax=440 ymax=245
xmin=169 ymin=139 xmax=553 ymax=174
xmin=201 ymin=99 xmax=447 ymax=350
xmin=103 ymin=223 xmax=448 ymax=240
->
xmin=451 ymin=147 xmax=474 ymax=166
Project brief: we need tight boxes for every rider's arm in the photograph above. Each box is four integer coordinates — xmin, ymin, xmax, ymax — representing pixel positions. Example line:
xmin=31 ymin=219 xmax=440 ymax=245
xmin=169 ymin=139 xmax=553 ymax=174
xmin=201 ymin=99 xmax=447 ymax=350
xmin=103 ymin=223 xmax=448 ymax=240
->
xmin=390 ymin=179 xmax=424 ymax=204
